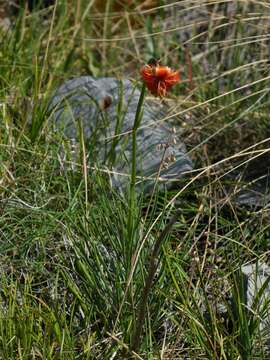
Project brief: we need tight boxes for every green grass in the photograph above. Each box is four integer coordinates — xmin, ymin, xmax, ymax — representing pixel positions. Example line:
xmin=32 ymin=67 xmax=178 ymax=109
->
xmin=1 ymin=0 xmax=270 ymax=358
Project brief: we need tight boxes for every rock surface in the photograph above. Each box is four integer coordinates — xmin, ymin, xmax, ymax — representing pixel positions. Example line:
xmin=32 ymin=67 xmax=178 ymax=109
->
xmin=48 ymin=76 xmax=193 ymax=192
xmin=242 ymin=262 xmax=270 ymax=330
xmin=228 ymin=154 xmax=270 ymax=207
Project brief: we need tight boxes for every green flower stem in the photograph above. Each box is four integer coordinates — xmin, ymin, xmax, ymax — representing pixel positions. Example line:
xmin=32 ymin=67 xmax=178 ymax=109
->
xmin=130 ymin=210 xmax=181 ymax=354
xmin=127 ymin=83 xmax=146 ymax=244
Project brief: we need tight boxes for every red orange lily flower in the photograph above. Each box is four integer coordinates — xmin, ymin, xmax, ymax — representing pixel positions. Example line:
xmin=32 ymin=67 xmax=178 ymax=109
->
xmin=140 ymin=62 xmax=180 ymax=97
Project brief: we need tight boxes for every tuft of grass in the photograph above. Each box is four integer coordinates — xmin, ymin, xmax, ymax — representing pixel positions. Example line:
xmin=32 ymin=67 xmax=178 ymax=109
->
xmin=1 ymin=0 xmax=270 ymax=358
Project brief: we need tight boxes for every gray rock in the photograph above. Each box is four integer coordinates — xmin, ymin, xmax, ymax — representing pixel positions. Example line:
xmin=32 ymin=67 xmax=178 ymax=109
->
xmin=48 ymin=76 xmax=193 ymax=192
xmin=242 ymin=262 xmax=270 ymax=331
xmin=228 ymin=154 xmax=270 ymax=207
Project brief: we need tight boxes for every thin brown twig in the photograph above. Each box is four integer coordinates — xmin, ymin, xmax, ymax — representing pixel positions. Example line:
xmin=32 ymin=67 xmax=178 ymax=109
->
xmin=184 ymin=45 xmax=194 ymax=91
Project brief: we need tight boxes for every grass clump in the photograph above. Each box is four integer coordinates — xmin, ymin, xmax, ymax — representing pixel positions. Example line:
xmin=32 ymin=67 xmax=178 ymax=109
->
xmin=1 ymin=0 xmax=270 ymax=358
